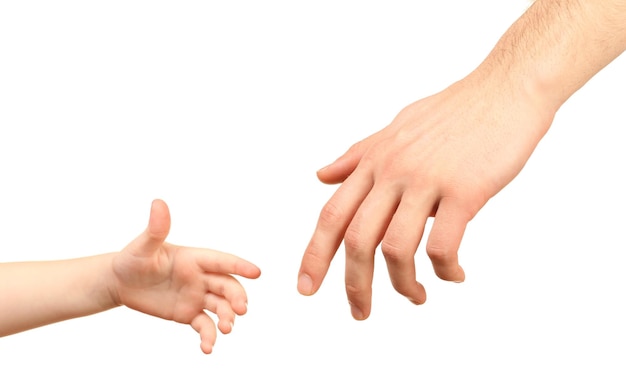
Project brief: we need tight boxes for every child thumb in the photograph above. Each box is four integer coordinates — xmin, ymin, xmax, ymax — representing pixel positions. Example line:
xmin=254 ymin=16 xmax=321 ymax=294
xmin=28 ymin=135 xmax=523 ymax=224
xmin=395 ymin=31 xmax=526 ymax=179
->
xmin=144 ymin=199 xmax=171 ymax=246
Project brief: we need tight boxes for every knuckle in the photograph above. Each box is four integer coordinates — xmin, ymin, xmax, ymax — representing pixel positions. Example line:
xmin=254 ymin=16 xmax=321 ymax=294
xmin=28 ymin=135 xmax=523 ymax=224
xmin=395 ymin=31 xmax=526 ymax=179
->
xmin=345 ymin=282 xmax=366 ymax=298
xmin=381 ymin=237 xmax=411 ymax=262
xmin=318 ymin=201 xmax=345 ymax=229
xmin=301 ymin=242 xmax=331 ymax=272
xmin=348 ymin=140 xmax=364 ymax=154
xmin=426 ymin=243 xmax=455 ymax=264
xmin=343 ymin=226 xmax=368 ymax=255
xmin=302 ymin=245 xmax=325 ymax=266
xmin=391 ymin=281 xmax=412 ymax=297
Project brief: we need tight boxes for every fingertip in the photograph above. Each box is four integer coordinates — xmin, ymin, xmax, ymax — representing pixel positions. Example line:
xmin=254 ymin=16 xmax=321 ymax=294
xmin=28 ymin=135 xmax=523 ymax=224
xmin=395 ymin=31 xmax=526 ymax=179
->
xmin=408 ymin=282 xmax=427 ymax=305
xmin=316 ymin=164 xmax=330 ymax=174
xmin=349 ymin=303 xmax=369 ymax=321
xmin=316 ymin=163 xmax=340 ymax=184
xmin=191 ymin=314 xmax=217 ymax=355
xmin=249 ymin=265 xmax=262 ymax=279
xmin=316 ymin=150 xmax=361 ymax=185
xmin=151 ymin=198 xmax=166 ymax=207
xmin=150 ymin=199 xmax=169 ymax=217
xmin=148 ymin=198 xmax=171 ymax=240
xmin=452 ymin=266 xmax=466 ymax=283
xmin=218 ymin=320 xmax=234 ymax=335
xmin=432 ymin=262 xmax=465 ymax=283
xmin=201 ymin=342 xmax=213 ymax=355
xmin=233 ymin=300 xmax=247 ymax=316
xmin=234 ymin=258 xmax=262 ymax=279
xmin=297 ymin=273 xmax=314 ymax=296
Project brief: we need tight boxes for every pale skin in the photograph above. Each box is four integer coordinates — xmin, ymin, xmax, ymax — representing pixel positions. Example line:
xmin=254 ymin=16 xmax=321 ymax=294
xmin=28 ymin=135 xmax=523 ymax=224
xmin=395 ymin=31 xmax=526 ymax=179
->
xmin=298 ymin=0 xmax=626 ymax=320
xmin=0 ymin=199 xmax=261 ymax=354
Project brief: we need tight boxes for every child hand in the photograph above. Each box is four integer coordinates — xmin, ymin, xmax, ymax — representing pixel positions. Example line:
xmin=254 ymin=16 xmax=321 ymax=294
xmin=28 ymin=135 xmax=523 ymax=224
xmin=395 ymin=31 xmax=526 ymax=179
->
xmin=111 ymin=199 xmax=261 ymax=354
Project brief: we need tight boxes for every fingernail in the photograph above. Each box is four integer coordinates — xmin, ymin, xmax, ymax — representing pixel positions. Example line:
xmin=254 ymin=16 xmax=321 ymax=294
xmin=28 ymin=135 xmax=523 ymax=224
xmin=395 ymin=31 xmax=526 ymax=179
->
xmin=317 ymin=165 xmax=329 ymax=173
xmin=454 ymin=267 xmax=465 ymax=283
xmin=298 ymin=273 xmax=313 ymax=295
xmin=349 ymin=303 xmax=364 ymax=320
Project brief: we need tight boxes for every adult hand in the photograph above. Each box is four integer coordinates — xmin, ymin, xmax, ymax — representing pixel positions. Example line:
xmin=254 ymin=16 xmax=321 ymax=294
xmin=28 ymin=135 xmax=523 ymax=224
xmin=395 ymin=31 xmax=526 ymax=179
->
xmin=298 ymin=73 xmax=555 ymax=320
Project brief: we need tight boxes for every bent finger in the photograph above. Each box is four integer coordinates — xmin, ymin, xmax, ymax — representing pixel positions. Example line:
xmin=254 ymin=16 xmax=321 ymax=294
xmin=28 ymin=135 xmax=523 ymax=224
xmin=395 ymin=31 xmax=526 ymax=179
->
xmin=344 ymin=185 xmax=400 ymax=320
xmin=190 ymin=312 xmax=217 ymax=354
xmin=381 ymin=192 xmax=433 ymax=305
xmin=204 ymin=292 xmax=237 ymax=334
xmin=204 ymin=273 xmax=249 ymax=315
xmin=426 ymin=197 xmax=469 ymax=283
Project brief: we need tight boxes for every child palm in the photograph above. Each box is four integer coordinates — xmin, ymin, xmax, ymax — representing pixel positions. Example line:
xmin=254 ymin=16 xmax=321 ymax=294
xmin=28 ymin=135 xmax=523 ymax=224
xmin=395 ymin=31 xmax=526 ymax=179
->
xmin=111 ymin=199 xmax=261 ymax=354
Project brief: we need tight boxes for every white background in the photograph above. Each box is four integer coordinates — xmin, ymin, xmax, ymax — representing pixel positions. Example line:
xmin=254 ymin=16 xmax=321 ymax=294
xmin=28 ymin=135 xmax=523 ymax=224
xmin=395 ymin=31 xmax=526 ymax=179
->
xmin=1 ymin=1 xmax=625 ymax=370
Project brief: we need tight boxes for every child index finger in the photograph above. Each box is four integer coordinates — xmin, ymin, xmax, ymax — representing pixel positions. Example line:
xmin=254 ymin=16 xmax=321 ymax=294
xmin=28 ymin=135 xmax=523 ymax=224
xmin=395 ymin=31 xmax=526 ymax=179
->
xmin=193 ymin=248 xmax=261 ymax=279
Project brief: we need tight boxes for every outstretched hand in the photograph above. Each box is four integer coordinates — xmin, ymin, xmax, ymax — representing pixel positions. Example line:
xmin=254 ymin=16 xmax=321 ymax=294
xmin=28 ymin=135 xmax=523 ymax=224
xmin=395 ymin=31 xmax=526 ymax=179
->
xmin=298 ymin=74 xmax=555 ymax=320
xmin=111 ymin=199 xmax=261 ymax=354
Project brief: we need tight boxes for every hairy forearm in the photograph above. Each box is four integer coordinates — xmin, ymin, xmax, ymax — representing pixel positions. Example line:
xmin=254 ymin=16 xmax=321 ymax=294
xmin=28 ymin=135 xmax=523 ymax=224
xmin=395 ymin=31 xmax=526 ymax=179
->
xmin=0 ymin=253 xmax=119 ymax=336
xmin=472 ymin=0 xmax=626 ymax=114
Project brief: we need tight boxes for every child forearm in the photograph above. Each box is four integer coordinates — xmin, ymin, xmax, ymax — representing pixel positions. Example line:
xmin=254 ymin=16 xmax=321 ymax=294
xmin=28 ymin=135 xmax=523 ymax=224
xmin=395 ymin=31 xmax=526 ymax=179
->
xmin=0 ymin=253 xmax=119 ymax=336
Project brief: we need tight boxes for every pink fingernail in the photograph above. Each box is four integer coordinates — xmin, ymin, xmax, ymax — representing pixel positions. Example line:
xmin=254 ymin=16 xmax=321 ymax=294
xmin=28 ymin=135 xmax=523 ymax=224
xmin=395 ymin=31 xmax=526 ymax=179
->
xmin=349 ymin=303 xmax=364 ymax=320
xmin=298 ymin=273 xmax=313 ymax=295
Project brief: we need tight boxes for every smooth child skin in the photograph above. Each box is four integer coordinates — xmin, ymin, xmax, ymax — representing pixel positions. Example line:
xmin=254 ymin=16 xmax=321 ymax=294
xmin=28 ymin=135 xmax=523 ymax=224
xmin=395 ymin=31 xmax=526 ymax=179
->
xmin=0 ymin=199 xmax=261 ymax=354
xmin=298 ymin=0 xmax=626 ymax=320
xmin=112 ymin=199 xmax=261 ymax=353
